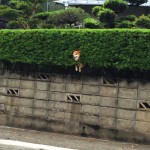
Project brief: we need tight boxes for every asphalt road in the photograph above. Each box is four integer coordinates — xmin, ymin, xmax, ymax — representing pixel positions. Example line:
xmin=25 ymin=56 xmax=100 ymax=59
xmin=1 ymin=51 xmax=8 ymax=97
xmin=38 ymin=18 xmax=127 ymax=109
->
xmin=0 ymin=126 xmax=149 ymax=150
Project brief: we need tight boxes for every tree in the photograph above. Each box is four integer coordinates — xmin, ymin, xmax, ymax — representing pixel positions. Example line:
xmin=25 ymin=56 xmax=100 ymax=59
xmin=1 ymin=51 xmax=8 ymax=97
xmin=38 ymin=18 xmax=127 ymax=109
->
xmin=0 ymin=0 xmax=46 ymax=29
xmin=98 ymin=8 xmax=116 ymax=28
xmin=104 ymin=0 xmax=128 ymax=14
xmin=126 ymin=0 xmax=148 ymax=6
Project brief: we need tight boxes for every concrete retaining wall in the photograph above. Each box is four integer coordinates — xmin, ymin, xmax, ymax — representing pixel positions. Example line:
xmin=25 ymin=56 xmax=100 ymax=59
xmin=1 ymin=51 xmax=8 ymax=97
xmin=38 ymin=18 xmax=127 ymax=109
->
xmin=0 ymin=65 xmax=150 ymax=144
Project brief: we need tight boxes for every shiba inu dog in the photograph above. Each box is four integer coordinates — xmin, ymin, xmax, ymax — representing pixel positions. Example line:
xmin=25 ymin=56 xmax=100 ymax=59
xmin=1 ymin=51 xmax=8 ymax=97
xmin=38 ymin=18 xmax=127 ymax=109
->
xmin=73 ymin=50 xmax=84 ymax=72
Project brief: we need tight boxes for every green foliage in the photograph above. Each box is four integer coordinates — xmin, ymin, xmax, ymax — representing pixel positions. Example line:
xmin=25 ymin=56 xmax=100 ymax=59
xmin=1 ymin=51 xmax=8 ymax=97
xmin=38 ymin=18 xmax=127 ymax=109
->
xmin=104 ymin=0 xmax=128 ymax=14
xmin=98 ymin=8 xmax=116 ymax=28
xmin=0 ymin=29 xmax=150 ymax=71
xmin=135 ymin=15 xmax=150 ymax=29
xmin=116 ymin=20 xmax=135 ymax=28
xmin=126 ymin=0 xmax=148 ymax=6
xmin=34 ymin=12 xmax=51 ymax=20
xmin=0 ymin=0 xmax=46 ymax=29
xmin=84 ymin=18 xmax=101 ymax=29
xmin=0 ymin=5 xmax=19 ymax=20
xmin=35 ymin=8 xmax=89 ymax=27
xmin=92 ymin=6 xmax=104 ymax=16
xmin=0 ymin=0 xmax=10 ymax=5
xmin=122 ymin=15 xmax=137 ymax=22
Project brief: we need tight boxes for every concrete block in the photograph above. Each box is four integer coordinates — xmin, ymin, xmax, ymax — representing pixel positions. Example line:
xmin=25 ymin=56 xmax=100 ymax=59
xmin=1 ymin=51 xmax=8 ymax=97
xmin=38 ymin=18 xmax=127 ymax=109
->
xmin=136 ymin=111 xmax=150 ymax=122
xmin=5 ymin=105 xmax=18 ymax=115
xmin=8 ymin=72 xmax=20 ymax=79
xmin=83 ymin=85 xmax=100 ymax=95
xmin=64 ymin=112 xmax=81 ymax=122
xmin=82 ymin=124 xmax=97 ymax=137
xmin=135 ymin=121 xmax=150 ymax=134
xmin=34 ymin=91 xmax=49 ymax=100
xmin=118 ymin=88 xmax=137 ymax=99
xmin=139 ymin=81 xmax=150 ymax=90
xmin=47 ymin=110 xmax=54 ymax=119
xmin=117 ymin=109 xmax=136 ymax=120
xmin=118 ymin=98 xmax=137 ymax=110
xmin=21 ymin=73 xmax=35 ymax=80
xmin=32 ymin=119 xmax=47 ymax=130
xmin=82 ymin=114 xmax=99 ymax=125
xmin=33 ymin=109 xmax=47 ymax=118
xmin=0 ymin=104 xmax=5 ymax=113
xmin=66 ymin=84 xmax=82 ymax=93
xmin=99 ymin=117 xmax=116 ymax=128
xmin=0 ymin=114 xmax=7 ymax=125
xmin=51 ymin=73 xmax=66 ymax=83
xmin=47 ymin=121 xmax=64 ymax=133
xmin=7 ymin=79 xmax=20 ymax=88
xmin=83 ymin=76 xmax=101 ymax=85
xmin=47 ymin=101 xmax=55 ymax=110
xmin=19 ymin=98 xmax=33 ymax=107
xmin=100 ymin=107 xmax=117 ymax=118
xmin=0 ymin=69 xmax=8 ymax=78
xmin=18 ymin=107 xmax=32 ymax=116
xmin=0 ymin=78 xmax=7 ymax=86
xmin=13 ymin=116 xmax=32 ymax=128
xmin=64 ymin=122 xmax=81 ymax=134
xmin=81 ymin=105 xmax=99 ymax=115
xmin=50 ymin=92 xmax=66 ymax=102
xmin=117 ymin=119 xmax=135 ymax=131
xmin=53 ymin=111 xmax=65 ymax=121
xmin=0 ymin=95 xmax=7 ymax=104
xmin=35 ymin=81 xmax=49 ymax=91
xmin=81 ymin=95 xmax=100 ymax=106
xmin=3 ymin=96 xmax=20 ymax=106
xmin=20 ymin=89 xmax=34 ymax=99
xmin=100 ymin=86 xmax=118 ymax=97
xmin=20 ymin=80 xmax=34 ymax=89
xmin=119 ymin=79 xmax=138 ymax=88
xmin=50 ymin=83 xmax=65 ymax=92
xmin=101 ymin=97 xmax=117 ymax=107
xmin=138 ymin=90 xmax=150 ymax=100
xmin=54 ymin=102 xmax=67 ymax=111
xmin=0 ymin=87 xmax=6 ymax=95
xmin=66 ymin=74 xmax=82 ymax=84
xmin=66 ymin=103 xmax=82 ymax=113
xmin=34 ymin=100 xmax=47 ymax=109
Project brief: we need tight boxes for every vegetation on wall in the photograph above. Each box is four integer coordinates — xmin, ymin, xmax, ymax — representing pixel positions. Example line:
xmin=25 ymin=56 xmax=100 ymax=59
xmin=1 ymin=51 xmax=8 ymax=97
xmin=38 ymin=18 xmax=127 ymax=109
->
xmin=0 ymin=29 xmax=150 ymax=71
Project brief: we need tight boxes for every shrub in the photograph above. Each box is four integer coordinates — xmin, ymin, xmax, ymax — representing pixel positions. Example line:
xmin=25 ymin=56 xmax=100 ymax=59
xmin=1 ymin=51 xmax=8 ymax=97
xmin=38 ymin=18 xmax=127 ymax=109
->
xmin=104 ymin=0 xmax=128 ymax=14
xmin=84 ymin=18 xmax=101 ymax=29
xmin=92 ymin=6 xmax=104 ymax=16
xmin=98 ymin=8 xmax=116 ymax=23
xmin=116 ymin=20 xmax=135 ymax=28
xmin=0 ymin=5 xmax=19 ymax=20
xmin=0 ymin=29 xmax=150 ymax=71
xmin=135 ymin=15 xmax=150 ymax=29
xmin=123 ymin=15 xmax=137 ymax=21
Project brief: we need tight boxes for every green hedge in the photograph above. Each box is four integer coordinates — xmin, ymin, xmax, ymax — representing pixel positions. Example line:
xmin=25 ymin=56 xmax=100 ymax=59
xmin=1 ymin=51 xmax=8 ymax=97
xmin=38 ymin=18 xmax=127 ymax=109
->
xmin=0 ymin=29 xmax=150 ymax=70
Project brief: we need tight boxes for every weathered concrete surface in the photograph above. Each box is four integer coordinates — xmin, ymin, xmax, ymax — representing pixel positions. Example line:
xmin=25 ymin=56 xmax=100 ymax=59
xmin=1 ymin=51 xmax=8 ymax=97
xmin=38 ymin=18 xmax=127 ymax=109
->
xmin=0 ymin=126 xmax=149 ymax=150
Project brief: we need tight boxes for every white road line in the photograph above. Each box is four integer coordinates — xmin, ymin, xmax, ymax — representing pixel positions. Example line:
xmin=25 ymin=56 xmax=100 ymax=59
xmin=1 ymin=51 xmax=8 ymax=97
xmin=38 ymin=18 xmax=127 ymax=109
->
xmin=0 ymin=139 xmax=77 ymax=150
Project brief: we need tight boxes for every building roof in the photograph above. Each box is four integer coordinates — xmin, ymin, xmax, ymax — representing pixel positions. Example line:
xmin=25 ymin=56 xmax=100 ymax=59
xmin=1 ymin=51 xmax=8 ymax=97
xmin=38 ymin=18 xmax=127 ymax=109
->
xmin=55 ymin=0 xmax=150 ymax=7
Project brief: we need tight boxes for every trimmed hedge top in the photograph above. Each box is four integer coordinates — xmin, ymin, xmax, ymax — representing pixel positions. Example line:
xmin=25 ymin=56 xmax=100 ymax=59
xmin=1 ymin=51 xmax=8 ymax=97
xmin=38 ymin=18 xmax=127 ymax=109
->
xmin=0 ymin=29 xmax=150 ymax=71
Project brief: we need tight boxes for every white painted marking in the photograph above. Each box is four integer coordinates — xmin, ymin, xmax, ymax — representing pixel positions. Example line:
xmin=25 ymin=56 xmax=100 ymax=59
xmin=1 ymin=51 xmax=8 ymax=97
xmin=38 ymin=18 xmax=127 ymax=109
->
xmin=0 ymin=139 xmax=76 ymax=150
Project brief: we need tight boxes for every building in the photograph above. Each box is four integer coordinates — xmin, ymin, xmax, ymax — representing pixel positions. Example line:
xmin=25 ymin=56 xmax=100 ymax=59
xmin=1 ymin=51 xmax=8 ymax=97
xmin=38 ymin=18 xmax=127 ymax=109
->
xmin=55 ymin=0 xmax=150 ymax=17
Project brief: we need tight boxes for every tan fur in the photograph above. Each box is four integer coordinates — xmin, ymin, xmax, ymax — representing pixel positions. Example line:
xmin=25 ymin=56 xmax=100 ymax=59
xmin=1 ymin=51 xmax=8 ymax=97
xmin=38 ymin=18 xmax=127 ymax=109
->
xmin=73 ymin=50 xmax=84 ymax=72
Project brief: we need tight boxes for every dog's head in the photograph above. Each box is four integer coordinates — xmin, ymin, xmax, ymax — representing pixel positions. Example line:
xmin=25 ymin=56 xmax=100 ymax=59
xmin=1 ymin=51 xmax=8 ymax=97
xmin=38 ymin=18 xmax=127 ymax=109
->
xmin=73 ymin=50 xmax=80 ymax=61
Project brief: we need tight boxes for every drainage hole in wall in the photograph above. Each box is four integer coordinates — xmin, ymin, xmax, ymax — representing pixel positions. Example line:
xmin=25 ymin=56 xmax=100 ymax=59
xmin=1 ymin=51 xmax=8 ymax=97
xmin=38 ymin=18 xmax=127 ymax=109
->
xmin=37 ymin=73 xmax=50 ymax=80
xmin=67 ymin=94 xmax=81 ymax=103
xmin=7 ymin=89 xmax=19 ymax=96
xmin=139 ymin=102 xmax=150 ymax=109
